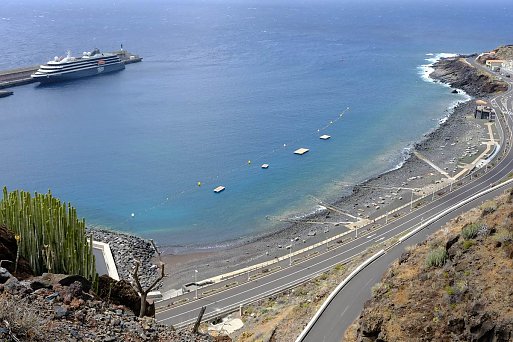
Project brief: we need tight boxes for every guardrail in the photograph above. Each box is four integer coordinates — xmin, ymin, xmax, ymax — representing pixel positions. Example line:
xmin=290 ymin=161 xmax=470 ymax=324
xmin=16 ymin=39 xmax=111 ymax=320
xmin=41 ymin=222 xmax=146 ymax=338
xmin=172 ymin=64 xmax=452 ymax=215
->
xmin=159 ymin=87 xmax=513 ymax=305
xmin=295 ymin=249 xmax=385 ymax=342
xmin=398 ymin=177 xmax=513 ymax=244
xmin=296 ymin=177 xmax=513 ymax=342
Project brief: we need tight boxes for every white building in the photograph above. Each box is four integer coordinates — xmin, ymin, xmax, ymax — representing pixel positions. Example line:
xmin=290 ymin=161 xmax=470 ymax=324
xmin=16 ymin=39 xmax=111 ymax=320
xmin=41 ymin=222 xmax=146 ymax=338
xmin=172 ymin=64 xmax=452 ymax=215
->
xmin=486 ymin=59 xmax=505 ymax=71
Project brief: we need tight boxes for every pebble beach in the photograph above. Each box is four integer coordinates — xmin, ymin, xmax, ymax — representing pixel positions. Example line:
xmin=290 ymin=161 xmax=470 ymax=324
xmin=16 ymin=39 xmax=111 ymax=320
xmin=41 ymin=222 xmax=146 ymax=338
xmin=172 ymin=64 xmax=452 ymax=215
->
xmin=90 ymin=54 xmax=501 ymax=295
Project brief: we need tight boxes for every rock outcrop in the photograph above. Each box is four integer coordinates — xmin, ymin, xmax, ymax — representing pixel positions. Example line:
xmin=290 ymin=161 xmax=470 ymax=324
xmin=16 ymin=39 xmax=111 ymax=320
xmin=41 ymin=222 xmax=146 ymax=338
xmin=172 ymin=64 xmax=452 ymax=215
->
xmin=347 ymin=191 xmax=513 ymax=341
xmin=0 ymin=224 xmax=33 ymax=279
xmin=429 ymin=56 xmax=508 ymax=98
xmin=98 ymin=274 xmax=155 ymax=317
xmin=0 ymin=271 xmax=213 ymax=341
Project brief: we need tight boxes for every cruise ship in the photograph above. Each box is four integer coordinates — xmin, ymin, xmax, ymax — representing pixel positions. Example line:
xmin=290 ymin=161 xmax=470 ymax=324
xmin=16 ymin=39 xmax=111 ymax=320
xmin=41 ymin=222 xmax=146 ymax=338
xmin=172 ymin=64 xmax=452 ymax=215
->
xmin=31 ymin=48 xmax=125 ymax=83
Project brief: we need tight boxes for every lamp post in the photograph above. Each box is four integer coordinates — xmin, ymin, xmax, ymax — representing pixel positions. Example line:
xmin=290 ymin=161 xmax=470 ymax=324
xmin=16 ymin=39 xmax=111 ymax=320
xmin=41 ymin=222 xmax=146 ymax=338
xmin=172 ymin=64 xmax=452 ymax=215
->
xmin=334 ymin=181 xmax=419 ymax=214
xmin=194 ymin=269 xmax=198 ymax=299
xmin=289 ymin=239 xmax=294 ymax=266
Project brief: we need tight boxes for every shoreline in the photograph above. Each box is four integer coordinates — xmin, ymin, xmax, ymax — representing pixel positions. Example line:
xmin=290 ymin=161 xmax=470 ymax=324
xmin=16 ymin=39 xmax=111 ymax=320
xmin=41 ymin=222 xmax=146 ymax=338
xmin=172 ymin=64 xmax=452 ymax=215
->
xmin=92 ymin=52 xmax=499 ymax=293
xmin=154 ymin=54 xmax=495 ymax=291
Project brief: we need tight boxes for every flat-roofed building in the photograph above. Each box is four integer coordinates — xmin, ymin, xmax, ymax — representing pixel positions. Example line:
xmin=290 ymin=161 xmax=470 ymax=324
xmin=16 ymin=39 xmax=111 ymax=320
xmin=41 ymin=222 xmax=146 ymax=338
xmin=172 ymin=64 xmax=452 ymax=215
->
xmin=475 ymin=105 xmax=496 ymax=121
xmin=486 ymin=59 xmax=505 ymax=71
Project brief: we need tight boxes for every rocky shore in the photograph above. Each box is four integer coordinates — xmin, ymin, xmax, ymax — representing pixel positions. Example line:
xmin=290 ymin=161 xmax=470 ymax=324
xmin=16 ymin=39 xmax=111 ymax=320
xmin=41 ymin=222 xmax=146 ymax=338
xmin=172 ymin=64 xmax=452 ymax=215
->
xmin=89 ymin=53 xmax=508 ymax=299
xmin=155 ymin=53 xmax=506 ymax=292
xmin=88 ymin=228 xmax=161 ymax=290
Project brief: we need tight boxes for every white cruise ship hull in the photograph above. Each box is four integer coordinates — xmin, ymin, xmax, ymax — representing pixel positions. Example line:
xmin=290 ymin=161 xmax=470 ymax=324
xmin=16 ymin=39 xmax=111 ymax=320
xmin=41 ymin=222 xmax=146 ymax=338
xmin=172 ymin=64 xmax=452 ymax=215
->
xmin=32 ymin=62 xmax=125 ymax=83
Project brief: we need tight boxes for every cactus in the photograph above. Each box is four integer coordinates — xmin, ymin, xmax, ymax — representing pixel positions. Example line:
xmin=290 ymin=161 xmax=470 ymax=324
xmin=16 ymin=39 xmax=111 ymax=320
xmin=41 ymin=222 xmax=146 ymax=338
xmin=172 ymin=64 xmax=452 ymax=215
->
xmin=0 ymin=187 xmax=97 ymax=284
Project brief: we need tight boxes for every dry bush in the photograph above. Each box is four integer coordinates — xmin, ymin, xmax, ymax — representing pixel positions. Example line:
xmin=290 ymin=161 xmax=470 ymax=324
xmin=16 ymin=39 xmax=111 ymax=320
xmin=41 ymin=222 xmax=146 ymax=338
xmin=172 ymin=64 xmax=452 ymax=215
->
xmin=0 ymin=295 xmax=43 ymax=341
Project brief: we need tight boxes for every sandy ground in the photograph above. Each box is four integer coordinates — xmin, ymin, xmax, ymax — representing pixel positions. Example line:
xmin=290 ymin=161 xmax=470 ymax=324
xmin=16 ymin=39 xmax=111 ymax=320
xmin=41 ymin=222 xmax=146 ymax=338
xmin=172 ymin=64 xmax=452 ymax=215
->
xmin=154 ymin=95 xmax=495 ymax=294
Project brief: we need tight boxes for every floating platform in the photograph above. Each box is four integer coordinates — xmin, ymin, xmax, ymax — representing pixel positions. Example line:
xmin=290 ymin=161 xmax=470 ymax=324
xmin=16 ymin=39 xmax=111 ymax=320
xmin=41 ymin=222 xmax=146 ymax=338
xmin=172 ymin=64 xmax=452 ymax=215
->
xmin=320 ymin=134 xmax=331 ymax=140
xmin=261 ymin=164 xmax=269 ymax=169
xmin=214 ymin=186 xmax=226 ymax=193
xmin=294 ymin=148 xmax=310 ymax=155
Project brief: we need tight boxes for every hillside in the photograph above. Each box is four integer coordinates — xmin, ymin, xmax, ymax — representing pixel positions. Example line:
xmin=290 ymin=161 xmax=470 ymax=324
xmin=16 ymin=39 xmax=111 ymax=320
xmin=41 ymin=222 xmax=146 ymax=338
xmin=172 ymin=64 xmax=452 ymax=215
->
xmin=477 ymin=45 xmax=513 ymax=64
xmin=345 ymin=189 xmax=513 ymax=341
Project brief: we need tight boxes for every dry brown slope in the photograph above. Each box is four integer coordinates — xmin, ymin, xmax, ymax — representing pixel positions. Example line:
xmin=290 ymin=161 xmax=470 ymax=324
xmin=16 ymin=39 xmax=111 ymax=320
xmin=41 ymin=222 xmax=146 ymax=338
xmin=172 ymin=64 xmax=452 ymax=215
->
xmin=345 ymin=189 xmax=513 ymax=342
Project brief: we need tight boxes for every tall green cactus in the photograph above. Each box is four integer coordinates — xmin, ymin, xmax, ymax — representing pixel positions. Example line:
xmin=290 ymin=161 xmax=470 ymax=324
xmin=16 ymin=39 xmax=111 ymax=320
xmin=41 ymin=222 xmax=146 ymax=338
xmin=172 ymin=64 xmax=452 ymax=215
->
xmin=0 ymin=187 xmax=97 ymax=284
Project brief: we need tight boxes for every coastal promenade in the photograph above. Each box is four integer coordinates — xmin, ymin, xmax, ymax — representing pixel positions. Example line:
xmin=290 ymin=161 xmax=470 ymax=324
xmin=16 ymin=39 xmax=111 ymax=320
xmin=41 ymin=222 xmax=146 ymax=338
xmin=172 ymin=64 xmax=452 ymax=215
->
xmin=299 ymin=58 xmax=513 ymax=341
xmin=155 ymin=57 xmax=513 ymax=332
xmin=0 ymin=50 xmax=142 ymax=90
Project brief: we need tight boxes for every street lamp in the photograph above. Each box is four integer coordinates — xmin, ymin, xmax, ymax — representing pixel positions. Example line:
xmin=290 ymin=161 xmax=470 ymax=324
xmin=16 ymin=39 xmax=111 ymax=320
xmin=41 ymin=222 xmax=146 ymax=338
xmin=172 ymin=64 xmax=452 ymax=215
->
xmin=289 ymin=239 xmax=294 ymax=266
xmin=194 ymin=269 xmax=198 ymax=299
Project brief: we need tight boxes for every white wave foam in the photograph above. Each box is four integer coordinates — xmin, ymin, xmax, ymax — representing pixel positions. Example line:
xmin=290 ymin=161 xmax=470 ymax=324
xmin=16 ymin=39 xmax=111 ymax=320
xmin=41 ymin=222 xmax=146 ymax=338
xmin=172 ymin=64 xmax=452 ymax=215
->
xmin=289 ymin=205 xmax=327 ymax=221
xmin=418 ymin=53 xmax=458 ymax=84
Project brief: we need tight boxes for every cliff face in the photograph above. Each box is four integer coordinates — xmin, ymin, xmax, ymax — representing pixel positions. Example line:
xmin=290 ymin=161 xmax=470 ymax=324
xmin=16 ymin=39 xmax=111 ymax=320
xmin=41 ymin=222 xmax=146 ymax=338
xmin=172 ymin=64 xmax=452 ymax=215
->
xmin=347 ymin=190 xmax=513 ymax=342
xmin=429 ymin=57 xmax=508 ymax=98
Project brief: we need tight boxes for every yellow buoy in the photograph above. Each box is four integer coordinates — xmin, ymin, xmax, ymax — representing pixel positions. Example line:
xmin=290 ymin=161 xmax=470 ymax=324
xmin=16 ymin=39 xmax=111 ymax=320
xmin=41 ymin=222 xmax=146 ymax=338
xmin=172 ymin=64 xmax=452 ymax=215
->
xmin=197 ymin=181 xmax=202 ymax=187
xmin=248 ymin=160 xmax=251 ymax=165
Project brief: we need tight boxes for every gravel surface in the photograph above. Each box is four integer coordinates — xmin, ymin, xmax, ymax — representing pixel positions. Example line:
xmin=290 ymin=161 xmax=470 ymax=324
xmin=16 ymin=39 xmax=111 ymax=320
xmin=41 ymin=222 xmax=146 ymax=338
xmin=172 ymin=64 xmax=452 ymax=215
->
xmin=88 ymin=228 xmax=161 ymax=290
xmin=156 ymin=58 xmax=495 ymax=293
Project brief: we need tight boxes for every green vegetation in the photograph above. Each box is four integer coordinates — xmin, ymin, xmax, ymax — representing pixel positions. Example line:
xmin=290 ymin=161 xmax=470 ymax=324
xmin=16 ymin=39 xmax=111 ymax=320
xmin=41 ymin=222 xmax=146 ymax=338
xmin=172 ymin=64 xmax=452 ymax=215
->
xmin=461 ymin=223 xmax=481 ymax=240
xmin=0 ymin=187 xmax=96 ymax=283
xmin=463 ymin=240 xmax=475 ymax=250
xmin=425 ymin=247 xmax=447 ymax=268
xmin=334 ymin=263 xmax=344 ymax=271
xmin=445 ymin=286 xmax=455 ymax=296
xmin=481 ymin=201 xmax=497 ymax=216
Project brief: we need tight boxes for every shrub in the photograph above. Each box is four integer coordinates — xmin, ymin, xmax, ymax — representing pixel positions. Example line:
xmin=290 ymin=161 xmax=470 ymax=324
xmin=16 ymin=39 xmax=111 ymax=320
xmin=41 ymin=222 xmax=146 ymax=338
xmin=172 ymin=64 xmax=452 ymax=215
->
xmin=481 ymin=201 xmax=497 ymax=216
xmin=461 ymin=223 xmax=480 ymax=240
xmin=493 ymin=229 xmax=513 ymax=243
xmin=426 ymin=247 xmax=448 ymax=268
xmin=463 ymin=240 xmax=475 ymax=250
xmin=0 ymin=296 xmax=41 ymax=340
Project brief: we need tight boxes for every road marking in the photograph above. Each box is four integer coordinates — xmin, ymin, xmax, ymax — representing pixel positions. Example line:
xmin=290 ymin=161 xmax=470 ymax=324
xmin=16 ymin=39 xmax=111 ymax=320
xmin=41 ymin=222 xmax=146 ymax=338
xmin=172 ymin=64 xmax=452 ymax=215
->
xmin=159 ymin=81 xmax=513 ymax=326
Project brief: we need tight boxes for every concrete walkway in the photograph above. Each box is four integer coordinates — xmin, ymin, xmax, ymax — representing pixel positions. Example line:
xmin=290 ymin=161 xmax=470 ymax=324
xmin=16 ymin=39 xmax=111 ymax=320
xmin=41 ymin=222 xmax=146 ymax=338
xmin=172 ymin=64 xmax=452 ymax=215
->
xmin=413 ymin=151 xmax=451 ymax=178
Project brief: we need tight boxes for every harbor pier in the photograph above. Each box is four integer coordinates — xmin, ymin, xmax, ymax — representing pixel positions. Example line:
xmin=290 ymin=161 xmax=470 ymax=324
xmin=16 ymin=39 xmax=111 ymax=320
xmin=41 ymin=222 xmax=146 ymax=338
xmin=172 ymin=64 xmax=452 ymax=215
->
xmin=0 ymin=50 xmax=142 ymax=91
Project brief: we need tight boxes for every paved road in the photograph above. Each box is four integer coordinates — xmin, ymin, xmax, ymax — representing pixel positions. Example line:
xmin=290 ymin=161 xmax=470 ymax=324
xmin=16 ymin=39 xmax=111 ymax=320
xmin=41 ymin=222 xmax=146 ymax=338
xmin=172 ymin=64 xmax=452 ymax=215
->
xmin=156 ymin=58 xmax=513 ymax=332
xmin=301 ymin=58 xmax=513 ymax=342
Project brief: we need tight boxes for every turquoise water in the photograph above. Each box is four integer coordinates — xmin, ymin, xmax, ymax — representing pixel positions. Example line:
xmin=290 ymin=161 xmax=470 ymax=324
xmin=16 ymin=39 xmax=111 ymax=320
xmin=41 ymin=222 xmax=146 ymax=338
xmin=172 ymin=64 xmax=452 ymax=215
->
xmin=1 ymin=0 xmax=513 ymax=247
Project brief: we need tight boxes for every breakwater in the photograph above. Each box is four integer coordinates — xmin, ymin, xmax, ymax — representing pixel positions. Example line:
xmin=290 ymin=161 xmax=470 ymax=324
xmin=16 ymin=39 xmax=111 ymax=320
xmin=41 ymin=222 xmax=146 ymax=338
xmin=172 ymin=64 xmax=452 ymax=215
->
xmin=0 ymin=50 xmax=142 ymax=90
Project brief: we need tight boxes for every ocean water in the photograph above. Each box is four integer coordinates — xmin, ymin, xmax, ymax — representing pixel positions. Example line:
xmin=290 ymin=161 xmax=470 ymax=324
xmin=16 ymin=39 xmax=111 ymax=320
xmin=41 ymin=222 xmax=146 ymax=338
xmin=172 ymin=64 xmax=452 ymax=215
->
xmin=1 ymin=0 xmax=513 ymax=248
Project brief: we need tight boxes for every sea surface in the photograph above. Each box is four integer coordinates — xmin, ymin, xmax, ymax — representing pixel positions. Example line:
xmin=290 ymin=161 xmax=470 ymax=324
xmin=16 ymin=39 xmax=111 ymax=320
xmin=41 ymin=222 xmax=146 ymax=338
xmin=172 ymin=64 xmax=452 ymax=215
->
xmin=1 ymin=0 xmax=513 ymax=250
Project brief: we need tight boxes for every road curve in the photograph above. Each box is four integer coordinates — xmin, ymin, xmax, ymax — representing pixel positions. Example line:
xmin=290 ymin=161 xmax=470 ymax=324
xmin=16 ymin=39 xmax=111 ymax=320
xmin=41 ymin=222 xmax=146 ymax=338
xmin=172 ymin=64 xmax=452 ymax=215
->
xmin=300 ymin=59 xmax=513 ymax=342
xmin=156 ymin=59 xmax=513 ymax=333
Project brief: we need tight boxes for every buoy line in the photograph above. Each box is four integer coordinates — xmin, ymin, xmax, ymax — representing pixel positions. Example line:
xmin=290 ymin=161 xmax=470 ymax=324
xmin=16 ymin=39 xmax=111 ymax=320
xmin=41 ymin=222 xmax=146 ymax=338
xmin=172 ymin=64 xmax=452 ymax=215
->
xmin=119 ymin=107 xmax=350 ymax=224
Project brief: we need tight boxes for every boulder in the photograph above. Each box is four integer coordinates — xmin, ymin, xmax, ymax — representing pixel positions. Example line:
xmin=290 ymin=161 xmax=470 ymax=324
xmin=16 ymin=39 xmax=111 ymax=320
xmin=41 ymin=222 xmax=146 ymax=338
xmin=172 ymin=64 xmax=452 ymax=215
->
xmin=0 ymin=267 xmax=12 ymax=284
xmin=58 ymin=274 xmax=92 ymax=293
xmin=97 ymin=275 xmax=154 ymax=317
xmin=0 ymin=225 xmax=33 ymax=279
xmin=445 ymin=234 xmax=460 ymax=251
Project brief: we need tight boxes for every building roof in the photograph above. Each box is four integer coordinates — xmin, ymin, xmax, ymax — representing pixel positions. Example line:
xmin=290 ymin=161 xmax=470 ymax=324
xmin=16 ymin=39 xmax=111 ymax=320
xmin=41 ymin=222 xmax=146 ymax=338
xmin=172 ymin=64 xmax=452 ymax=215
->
xmin=476 ymin=100 xmax=487 ymax=105
xmin=486 ymin=59 xmax=505 ymax=64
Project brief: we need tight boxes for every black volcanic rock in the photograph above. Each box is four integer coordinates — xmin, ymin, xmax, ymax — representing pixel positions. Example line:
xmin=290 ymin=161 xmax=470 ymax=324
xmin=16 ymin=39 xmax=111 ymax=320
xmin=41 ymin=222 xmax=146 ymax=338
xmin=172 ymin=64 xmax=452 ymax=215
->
xmin=429 ymin=57 xmax=508 ymax=98
xmin=0 ymin=224 xmax=33 ymax=279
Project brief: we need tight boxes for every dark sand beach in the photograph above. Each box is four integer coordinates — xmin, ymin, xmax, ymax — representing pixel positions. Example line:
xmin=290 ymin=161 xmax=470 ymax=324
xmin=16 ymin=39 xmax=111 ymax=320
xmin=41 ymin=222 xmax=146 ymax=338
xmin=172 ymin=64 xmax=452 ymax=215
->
xmin=91 ymin=54 xmax=505 ymax=296
xmin=155 ymin=56 xmax=502 ymax=293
